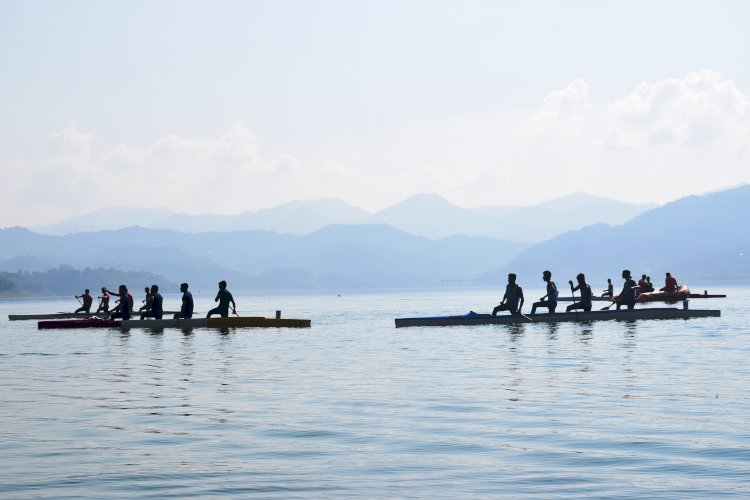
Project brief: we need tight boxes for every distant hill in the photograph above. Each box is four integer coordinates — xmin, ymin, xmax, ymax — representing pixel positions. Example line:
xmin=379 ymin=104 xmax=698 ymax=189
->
xmin=30 ymin=193 xmax=656 ymax=243
xmin=0 ymin=224 xmax=527 ymax=292
xmin=149 ymin=198 xmax=370 ymax=234
xmin=33 ymin=207 xmax=174 ymax=235
xmin=367 ymin=192 xmax=656 ymax=242
xmin=478 ymin=185 xmax=750 ymax=287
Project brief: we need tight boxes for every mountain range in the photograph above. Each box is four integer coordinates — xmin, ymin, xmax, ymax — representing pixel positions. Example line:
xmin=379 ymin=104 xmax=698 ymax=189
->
xmin=31 ymin=193 xmax=656 ymax=244
xmin=479 ymin=185 xmax=750 ymax=287
xmin=0 ymin=224 xmax=527 ymax=292
xmin=3 ymin=186 xmax=747 ymax=294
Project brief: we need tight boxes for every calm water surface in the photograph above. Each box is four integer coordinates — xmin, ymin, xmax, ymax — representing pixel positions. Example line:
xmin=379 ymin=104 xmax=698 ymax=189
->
xmin=1 ymin=286 xmax=749 ymax=498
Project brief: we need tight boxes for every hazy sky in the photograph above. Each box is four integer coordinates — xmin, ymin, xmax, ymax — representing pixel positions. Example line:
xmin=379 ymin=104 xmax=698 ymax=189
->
xmin=2 ymin=0 xmax=749 ymax=226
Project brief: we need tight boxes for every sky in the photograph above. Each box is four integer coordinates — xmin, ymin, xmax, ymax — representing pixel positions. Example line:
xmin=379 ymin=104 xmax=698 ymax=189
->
xmin=1 ymin=0 xmax=749 ymax=227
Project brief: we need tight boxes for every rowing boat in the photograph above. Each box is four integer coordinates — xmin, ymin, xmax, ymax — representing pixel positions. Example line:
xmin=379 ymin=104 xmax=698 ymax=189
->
xmin=11 ymin=310 xmax=183 ymax=321
xmin=394 ymin=308 xmax=720 ymax=328
xmin=637 ymin=285 xmax=691 ymax=303
xmin=10 ymin=312 xmax=96 ymax=321
xmin=38 ymin=316 xmax=311 ymax=330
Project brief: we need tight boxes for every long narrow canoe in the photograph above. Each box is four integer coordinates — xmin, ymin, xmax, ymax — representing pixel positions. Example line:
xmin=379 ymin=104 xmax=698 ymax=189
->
xmin=38 ymin=316 xmax=311 ymax=330
xmin=394 ymin=308 xmax=720 ymax=328
xmin=122 ymin=317 xmax=311 ymax=328
xmin=38 ymin=319 xmax=122 ymax=329
xmin=10 ymin=312 xmax=96 ymax=321
xmin=11 ymin=310 xmax=183 ymax=321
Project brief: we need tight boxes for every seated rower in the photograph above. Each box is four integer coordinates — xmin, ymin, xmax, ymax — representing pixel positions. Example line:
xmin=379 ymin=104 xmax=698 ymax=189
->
xmin=138 ymin=286 xmax=153 ymax=313
xmin=174 ymin=283 xmax=194 ymax=319
xmin=566 ymin=273 xmax=592 ymax=312
xmin=601 ymin=278 xmax=614 ymax=297
xmin=107 ymin=285 xmax=132 ymax=321
xmin=140 ymin=285 xmax=163 ymax=320
xmin=492 ymin=273 xmax=525 ymax=316
xmin=531 ymin=270 xmax=558 ymax=314
xmin=615 ymin=269 xmax=638 ymax=310
xmin=74 ymin=289 xmax=93 ymax=314
xmin=660 ymin=272 xmax=678 ymax=292
xmin=96 ymin=287 xmax=110 ymax=313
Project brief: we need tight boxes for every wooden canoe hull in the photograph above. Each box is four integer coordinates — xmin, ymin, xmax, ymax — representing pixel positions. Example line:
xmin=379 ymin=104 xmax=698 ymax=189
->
xmin=394 ymin=308 xmax=720 ymax=328
xmin=38 ymin=316 xmax=311 ymax=330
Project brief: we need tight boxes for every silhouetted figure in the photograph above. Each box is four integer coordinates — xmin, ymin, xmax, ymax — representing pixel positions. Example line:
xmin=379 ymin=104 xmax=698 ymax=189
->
xmin=646 ymin=276 xmax=653 ymax=292
xmin=174 ymin=283 xmax=194 ymax=319
xmin=107 ymin=285 xmax=132 ymax=321
xmin=601 ymin=278 xmax=614 ymax=297
xmin=660 ymin=272 xmax=678 ymax=292
xmin=138 ymin=286 xmax=153 ymax=313
xmin=140 ymin=285 xmax=163 ymax=320
xmin=96 ymin=287 xmax=110 ymax=314
xmin=207 ymin=280 xmax=236 ymax=318
xmin=531 ymin=270 xmax=558 ymax=314
xmin=74 ymin=289 xmax=93 ymax=314
xmin=615 ymin=270 xmax=638 ymax=310
xmin=566 ymin=273 xmax=592 ymax=312
xmin=492 ymin=273 xmax=525 ymax=316
xmin=638 ymin=274 xmax=654 ymax=295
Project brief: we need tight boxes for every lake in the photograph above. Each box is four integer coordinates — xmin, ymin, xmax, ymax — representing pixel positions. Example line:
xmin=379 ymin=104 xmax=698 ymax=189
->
xmin=1 ymin=285 xmax=749 ymax=498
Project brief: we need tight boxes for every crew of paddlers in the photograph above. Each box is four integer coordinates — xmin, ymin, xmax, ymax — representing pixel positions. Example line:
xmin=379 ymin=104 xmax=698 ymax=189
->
xmin=491 ymin=271 xmax=681 ymax=316
xmin=71 ymin=281 xmax=236 ymax=321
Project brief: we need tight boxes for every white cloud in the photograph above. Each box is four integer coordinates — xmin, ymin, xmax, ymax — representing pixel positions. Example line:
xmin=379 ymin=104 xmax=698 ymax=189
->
xmin=3 ymin=71 xmax=750 ymax=227
xmin=606 ymin=70 xmax=750 ymax=149
xmin=515 ymin=79 xmax=591 ymax=139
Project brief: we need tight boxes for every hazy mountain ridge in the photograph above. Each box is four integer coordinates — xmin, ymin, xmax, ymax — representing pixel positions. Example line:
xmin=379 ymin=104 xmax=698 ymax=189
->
xmin=479 ymin=185 xmax=750 ymax=286
xmin=31 ymin=193 xmax=656 ymax=243
xmin=0 ymin=224 xmax=527 ymax=291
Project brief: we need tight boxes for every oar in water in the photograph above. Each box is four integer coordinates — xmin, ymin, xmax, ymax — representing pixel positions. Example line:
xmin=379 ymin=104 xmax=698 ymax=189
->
xmin=600 ymin=299 xmax=616 ymax=311
xmin=518 ymin=312 xmax=534 ymax=323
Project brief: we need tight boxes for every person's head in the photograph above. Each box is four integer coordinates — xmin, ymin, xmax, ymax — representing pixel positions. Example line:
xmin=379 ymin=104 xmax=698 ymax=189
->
xmin=218 ymin=280 xmax=227 ymax=289
xmin=151 ymin=285 xmax=159 ymax=293
xmin=607 ymin=278 xmax=612 ymax=284
xmin=641 ymin=274 xmax=647 ymax=280
xmin=542 ymin=270 xmax=551 ymax=281
xmin=666 ymin=272 xmax=671 ymax=277
xmin=507 ymin=273 xmax=516 ymax=284
xmin=84 ymin=289 xmax=89 ymax=294
xmin=101 ymin=287 xmax=107 ymax=293
xmin=145 ymin=287 xmax=150 ymax=293
xmin=622 ymin=270 xmax=631 ymax=279
xmin=180 ymin=282 xmax=189 ymax=292
xmin=119 ymin=285 xmax=127 ymax=293
xmin=576 ymin=273 xmax=586 ymax=284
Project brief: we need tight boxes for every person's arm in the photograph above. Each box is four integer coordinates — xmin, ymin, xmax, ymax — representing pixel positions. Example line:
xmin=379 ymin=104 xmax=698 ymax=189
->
xmin=230 ymin=295 xmax=237 ymax=313
xmin=518 ymin=288 xmax=524 ymax=311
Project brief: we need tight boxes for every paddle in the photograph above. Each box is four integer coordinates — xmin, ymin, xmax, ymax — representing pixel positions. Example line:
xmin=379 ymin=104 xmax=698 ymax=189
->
xmin=569 ymin=281 xmax=579 ymax=321
xmin=232 ymin=308 xmax=240 ymax=318
xmin=600 ymin=299 xmax=616 ymax=311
